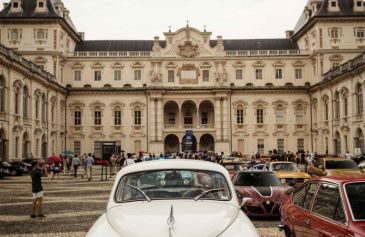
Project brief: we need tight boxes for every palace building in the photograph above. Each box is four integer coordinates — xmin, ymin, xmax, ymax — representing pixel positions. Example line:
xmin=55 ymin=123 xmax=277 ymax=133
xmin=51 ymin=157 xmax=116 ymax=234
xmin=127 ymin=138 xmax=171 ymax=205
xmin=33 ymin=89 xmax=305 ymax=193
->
xmin=0 ymin=0 xmax=365 ymax=160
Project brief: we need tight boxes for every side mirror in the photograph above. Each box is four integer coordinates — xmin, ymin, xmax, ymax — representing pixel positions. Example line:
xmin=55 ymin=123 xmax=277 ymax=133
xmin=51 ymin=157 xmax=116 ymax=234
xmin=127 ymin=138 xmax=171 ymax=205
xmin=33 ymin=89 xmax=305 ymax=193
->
xmin=241 ymin=197 xmax=254 ymax=207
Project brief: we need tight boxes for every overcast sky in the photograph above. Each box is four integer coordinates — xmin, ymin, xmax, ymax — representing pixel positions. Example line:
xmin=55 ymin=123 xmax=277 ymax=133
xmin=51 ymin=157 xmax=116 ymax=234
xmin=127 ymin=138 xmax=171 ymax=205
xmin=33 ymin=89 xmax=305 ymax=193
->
xmin=1 ymin=0 xmax=309 ymax=40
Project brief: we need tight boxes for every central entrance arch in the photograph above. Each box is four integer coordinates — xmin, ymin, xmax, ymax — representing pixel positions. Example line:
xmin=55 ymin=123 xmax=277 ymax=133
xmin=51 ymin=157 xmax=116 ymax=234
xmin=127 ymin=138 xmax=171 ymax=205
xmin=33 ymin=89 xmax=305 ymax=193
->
xmin=182 ymin=135 xmax=197 ymax=153
xmin=199 ymin=134 xmax=215 ymax=152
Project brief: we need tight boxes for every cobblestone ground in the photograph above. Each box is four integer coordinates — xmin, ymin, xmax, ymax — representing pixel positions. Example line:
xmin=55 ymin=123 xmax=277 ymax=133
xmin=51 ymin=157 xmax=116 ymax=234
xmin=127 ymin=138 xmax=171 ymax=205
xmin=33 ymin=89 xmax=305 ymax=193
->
xmin=0 ymin=167 xmax=284 ymax=237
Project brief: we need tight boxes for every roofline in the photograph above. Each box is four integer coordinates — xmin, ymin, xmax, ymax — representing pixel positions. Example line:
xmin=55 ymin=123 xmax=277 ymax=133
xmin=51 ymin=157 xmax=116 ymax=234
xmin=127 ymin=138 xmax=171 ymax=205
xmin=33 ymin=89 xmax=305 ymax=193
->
xmin=292 ymin=15 xmax=365 ymax=41
xmin=0 ymin=17 xmax=82 ymax=42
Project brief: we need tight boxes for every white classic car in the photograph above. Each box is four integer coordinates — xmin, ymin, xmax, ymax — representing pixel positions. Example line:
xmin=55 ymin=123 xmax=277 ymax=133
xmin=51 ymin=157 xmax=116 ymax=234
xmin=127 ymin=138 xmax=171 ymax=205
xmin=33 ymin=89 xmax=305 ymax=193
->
xmin=86 ymin=160 xmax=259 ymax=237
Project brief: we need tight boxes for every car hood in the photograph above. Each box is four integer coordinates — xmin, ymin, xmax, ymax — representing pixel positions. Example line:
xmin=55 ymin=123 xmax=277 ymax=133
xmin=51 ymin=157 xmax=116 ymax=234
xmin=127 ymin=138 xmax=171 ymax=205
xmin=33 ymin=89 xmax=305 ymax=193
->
xmin=236 ymin=185 xmax=289 ymax=201
xmin=106 ymin=201 xmax=238 ymax=237
xmin=326 ymin=169 xmax=363 ymax=176
xmin=274 ymin=171 xmax=311 ymax=179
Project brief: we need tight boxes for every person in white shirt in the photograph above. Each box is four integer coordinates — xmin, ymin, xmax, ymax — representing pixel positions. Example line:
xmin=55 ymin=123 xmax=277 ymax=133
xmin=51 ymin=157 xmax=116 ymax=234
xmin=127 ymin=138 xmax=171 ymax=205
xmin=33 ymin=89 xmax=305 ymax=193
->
xmin=124 ymin=153 xmax=135 ymax=166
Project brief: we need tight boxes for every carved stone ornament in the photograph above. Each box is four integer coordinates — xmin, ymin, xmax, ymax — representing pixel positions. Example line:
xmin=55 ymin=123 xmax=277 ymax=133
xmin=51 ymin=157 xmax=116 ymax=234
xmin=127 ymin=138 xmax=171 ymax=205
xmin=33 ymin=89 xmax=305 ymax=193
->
xmin=150 ymin=70 xmax=162 ymax=84
xmin=177 ymin=40 xmax=200 ymax=58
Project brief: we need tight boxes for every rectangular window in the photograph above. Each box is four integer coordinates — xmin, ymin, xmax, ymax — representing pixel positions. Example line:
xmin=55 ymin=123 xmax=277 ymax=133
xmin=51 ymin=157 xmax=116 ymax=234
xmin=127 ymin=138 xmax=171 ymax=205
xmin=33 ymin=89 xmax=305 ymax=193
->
xmin=114 ymin=111 xmax=121 ymax=125
xmin=255 ymin=69 xmax=262 ymax=80
xmin=36 ymin=30 xmax=45 ymax=40
xmin=295 ymin=68 xmax=302 ymax=79
xmin=10 ymin=30 xmax=19 ymax=41
xmin=331 ymin=29 xmax=339 ymax=38
xmin=276 ymin=114 xmax=284 ymax=124
xmin=94 ymin=111 xmax=101 ymax=125
xmin=357 ymin=1 xmax=362 ymax=7
xmin=13 ymin=2 xmax=19 ymax=8
xmin=74 ymin=111 xmax=81 ymax=125
xmin=296 ymin=114 xmax=304 ymax=124
xmin=35 ymin=100 xmax=39 ymax=119
xmin=203 ymin=70 xmax=209 ymax=82
xmin=134 ymin=111 xmax=141 ymax=125
xmin=94 ymin=70 xmax=101 ymax=81
xmin=331 ymin=1 xmax=337 ymax=7
xmin=236 ymin=69 xmax=243 ymax=80
xmin=168 ymin=113 xmax=175 ymax=124
xmin=297 ymin=139 xmax=304 ymax=152
xmin=134 ymin=70 xmax=141 ymax=81
xmin=39 ymin=2 xmax=44 ymax=8
xmin=15 ymin=93 xmax=19 ymax=114
xmin=74 ymin=141 xmax=81 ymax=156
xmin=275 ymin=68 xmax=283 ymax=79
xmin=74 ymin=70 xmax=81 ymax=81
xmin=237 ymin=109 xmax=244 ymax=124
xmin=201 ymin=112 xmax=208 ymax=124
xmin=15 ymin=137 xmax=19 ymax=158
xmin=257 ymin=139 xmax=265 ymax=155
xmin=114 ymin=70 xmax=121 ymax=81
xmin=356 ymin=30 xmax=365 ymax=38
xmin=168 ymin=70 xmax=175 ymax=82
xmin=257 ymin=108 xmax=264 ymax=124
xmin=277 ymin=139 xmax=285 ymax=153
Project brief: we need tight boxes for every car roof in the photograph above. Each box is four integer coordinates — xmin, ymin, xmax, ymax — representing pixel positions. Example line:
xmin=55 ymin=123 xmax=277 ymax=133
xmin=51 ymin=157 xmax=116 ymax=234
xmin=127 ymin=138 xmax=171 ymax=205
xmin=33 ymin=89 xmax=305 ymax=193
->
xmin=118 ymin=159 xmax=229 ymax=174
xmin=320 ymin=157 xmax=348 ymax=161
xmin=237 ymin=170 xmax=274 ymax=174
xmin=270 ymin=161 xmax=295 ymax=164
xmin=312 ymin=175 xmax=365 ymax=185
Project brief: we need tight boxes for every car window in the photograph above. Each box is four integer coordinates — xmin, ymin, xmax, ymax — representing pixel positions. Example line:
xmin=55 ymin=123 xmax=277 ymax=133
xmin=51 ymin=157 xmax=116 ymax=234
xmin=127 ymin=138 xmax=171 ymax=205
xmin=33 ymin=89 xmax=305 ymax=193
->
xmin=114 ymin=169 xmax=232 ymax=202
xmin=325 ymin=160 xmax=358 ymax=169
xmin=313 ymin=183 xmax=346 ymax=223
xmin=272 ymin=163 xmax=298 ymax=171
xmin=236 ymin=172 xmax=282 ymax=186
xmin=293 ymin=183 xmax=318 ymax=210
xmin=345 ymin=182 xmax=365 ymax=220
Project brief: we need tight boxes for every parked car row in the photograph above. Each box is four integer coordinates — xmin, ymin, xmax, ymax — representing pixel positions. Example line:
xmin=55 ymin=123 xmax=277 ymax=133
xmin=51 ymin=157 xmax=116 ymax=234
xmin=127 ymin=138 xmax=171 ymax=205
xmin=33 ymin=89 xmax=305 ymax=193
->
xmin=0 ymin=161 xmax=31 ymax=178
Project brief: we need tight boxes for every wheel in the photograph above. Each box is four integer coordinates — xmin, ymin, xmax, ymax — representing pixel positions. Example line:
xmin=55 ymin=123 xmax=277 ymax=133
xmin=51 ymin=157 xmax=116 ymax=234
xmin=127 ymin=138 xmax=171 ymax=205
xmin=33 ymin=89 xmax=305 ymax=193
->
xmin=284 ymin=226 xmax=295 ymax=237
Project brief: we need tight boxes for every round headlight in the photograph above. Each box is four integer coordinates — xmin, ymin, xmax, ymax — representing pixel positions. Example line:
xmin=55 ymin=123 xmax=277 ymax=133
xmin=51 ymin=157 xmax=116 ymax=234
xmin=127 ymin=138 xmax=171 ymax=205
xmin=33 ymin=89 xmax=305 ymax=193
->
xmin=281 ymin=179 xmax=286 ymax=184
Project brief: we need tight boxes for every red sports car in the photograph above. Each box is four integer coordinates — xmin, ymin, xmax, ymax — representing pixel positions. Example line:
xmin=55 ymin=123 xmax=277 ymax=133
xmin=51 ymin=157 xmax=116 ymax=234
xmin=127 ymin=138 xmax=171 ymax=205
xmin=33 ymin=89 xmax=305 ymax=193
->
xmin=233 ymin=171 xmax=292 ymax=218
xmin=280 ymin=176 xmax=365 ymax=237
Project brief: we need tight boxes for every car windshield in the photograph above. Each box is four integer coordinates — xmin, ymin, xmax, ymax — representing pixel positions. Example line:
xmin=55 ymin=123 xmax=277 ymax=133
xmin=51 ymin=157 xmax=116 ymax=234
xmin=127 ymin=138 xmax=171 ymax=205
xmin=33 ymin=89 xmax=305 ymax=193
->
xmin=223 ymin=164 xmax=243 ymax=171
xmin=271 ymin=163 xmax=298 ymax=172
xmin=345 ymin=182 xmax=365 ymax=220
xmin=235 ymin=172 xmax=282 ymax=186
xmin=114 ymin=169 xmax=231 ymax=202
xmin=325 ymin=160 xmax=358 ymax=169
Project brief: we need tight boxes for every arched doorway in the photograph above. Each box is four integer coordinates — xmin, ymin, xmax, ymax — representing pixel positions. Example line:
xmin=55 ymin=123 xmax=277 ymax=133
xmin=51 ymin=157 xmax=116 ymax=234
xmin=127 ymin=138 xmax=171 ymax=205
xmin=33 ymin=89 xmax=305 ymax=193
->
xmin=41 ymin=134 xmax=47 ymax=160
xmin=199 ymin=134 xmax=215 ymax=152
xmin=0 ymin=129 xmax=7 ymax=161
xmin=23 ymin=132 xmax=30 ymax=159
xmin=182 ymin=135 xmax=197 ymax=153
xmin=198 ymin=100 xmax=215 ymax=128
xmin=164 ymin=134 xmax=180 ymax=154
xmin=355 ymin=128 xmax=364 ymax=153
xmin=164 ymin=101 xmax=179 ymax=129
xmin=334 ymin=131 xmax=341 ymax=156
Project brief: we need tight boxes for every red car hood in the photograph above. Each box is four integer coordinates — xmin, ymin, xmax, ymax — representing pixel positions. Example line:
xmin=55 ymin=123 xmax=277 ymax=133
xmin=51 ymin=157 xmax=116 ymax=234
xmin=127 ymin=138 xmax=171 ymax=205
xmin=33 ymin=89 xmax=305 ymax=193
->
xmin=235 ymin=185 xmax=290 ymax=202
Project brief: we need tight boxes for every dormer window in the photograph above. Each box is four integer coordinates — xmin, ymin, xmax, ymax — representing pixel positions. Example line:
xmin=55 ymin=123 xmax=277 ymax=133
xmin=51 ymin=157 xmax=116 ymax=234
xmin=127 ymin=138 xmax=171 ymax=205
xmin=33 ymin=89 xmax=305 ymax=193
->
xmin=38 ymin=2 xmax=44 ymax=8
xmin=357 ymin=1 xmax=362 ymax=7
xmin=331 ymin=1 xmax=337 ymax=7
xmin=13 ymin=2 xmax=18 ymax=8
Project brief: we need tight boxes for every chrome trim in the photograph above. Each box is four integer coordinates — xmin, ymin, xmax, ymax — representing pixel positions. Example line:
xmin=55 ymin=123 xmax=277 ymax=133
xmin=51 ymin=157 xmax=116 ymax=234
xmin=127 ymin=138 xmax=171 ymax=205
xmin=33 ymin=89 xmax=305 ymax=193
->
xmin=343 ymin=181 xmax=365 ymax=222
xmin=167 ymin=205 xmax=175 ymax=237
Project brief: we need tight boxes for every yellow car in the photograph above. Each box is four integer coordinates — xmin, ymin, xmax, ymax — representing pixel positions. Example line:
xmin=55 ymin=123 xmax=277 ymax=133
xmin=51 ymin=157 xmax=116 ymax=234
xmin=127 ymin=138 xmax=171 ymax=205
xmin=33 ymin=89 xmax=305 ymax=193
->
xmin=264 ymin=161 xmax=311 ymax=186
xmin=316 ymin=157 xmax=364 ymax=176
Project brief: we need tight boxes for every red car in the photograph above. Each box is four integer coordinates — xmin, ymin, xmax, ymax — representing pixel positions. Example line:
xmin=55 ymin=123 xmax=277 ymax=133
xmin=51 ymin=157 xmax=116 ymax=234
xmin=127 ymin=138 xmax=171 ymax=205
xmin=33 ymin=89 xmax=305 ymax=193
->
xmin=280 ymin=176 xmax=365 ymax=237
xmin=233 ymin=171 xmax=292 ymax=218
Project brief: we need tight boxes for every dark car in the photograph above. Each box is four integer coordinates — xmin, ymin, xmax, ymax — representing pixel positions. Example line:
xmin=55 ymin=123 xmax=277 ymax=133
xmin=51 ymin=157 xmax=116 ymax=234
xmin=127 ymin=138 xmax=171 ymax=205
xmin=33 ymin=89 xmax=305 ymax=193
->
xmin=280 ymin=176 xmax=365 ymax=237
xmin=1 ymin=161 xmax=24 ymax=176
xmin=10 ymin=161 xmax=31 ymax=174
xmin=233 ymin=171 xmax=292 ymax=218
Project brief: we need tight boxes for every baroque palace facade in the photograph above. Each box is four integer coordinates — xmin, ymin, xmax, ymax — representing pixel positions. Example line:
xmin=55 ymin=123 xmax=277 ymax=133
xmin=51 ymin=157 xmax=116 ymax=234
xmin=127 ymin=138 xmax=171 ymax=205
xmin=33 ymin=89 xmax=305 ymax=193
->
xmin=0 ymin=0 xmax=365 ymax=161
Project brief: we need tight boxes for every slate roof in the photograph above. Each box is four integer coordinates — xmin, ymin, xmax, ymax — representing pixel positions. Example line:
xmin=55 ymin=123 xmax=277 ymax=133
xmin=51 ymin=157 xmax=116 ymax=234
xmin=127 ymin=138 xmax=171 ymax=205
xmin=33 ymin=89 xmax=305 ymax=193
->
xmin=75 ymin=39 xmax=299 ymax=52
xmin=0 ymin=0 xmax=78 ymax=35
xmin=294 ymin=0 xmax=365 ymax=35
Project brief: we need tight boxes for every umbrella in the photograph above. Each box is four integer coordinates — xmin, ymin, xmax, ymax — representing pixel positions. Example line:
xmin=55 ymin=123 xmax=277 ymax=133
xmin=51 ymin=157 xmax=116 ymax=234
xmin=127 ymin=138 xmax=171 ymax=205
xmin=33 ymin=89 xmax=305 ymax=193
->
xmin=63 ymin=150 xmax=74 ymax=158
xmin=48 ymin=155 xmax=61 ymax=163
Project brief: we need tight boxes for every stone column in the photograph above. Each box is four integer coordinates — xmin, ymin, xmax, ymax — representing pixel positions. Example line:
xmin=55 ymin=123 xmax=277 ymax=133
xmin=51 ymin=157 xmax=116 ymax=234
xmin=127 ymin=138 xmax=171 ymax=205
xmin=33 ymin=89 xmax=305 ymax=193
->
xmin=157 ymin=99 xmax=163 ymax=141
xmin=222 ymin=98 xmax=228 ymax=141
xmin=215 ymin=98 xmax=221 ymax=141
xmin=150 ymin=98 xmax=156 ymax=141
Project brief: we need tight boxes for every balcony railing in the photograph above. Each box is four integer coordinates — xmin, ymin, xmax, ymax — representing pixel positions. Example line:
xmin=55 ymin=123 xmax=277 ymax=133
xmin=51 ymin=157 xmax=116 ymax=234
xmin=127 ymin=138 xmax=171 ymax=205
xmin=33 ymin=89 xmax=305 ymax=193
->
xmin=225 ymin=49 xmax=303 ymax=57
xmin=71 ymin=51 xmax=151 ymax=58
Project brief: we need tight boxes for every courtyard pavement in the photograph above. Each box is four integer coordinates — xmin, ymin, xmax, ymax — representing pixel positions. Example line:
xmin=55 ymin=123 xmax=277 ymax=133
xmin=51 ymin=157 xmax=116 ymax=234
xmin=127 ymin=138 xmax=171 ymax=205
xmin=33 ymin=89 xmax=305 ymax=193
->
xmin=0 ymin=167 xmax=284 ymax=237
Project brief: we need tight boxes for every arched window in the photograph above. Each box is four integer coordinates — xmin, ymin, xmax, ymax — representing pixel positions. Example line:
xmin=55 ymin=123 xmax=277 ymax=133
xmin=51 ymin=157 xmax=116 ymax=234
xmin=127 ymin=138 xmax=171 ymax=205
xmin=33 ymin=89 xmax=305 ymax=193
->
xmin=114 ymin=106 xmax=122 ymax=126
xmin=256 ymin=105 xmax=264 ymax=124
xmin=276 ymin=105 xmax=285 ymax=124
xmin=335 ymin=131 xmax=341 ymax=155
xmin=334 ymin=91 xmax=340 ymax=119
xmin=14 ymin=88 xmax=20 ymax=115
xmin=312 ymin=101 xmax=318 ymax=124
xmin=356 ymin=84 xmax=363 ymax=115
xmin=296 ymin=105 xmax=304 ymax=124
xmin=0 ymin=76 xmax=5 ymax=112
xmin=323 ymin=97 xmax=329 ymax=121
xmin=23 ymin=86 xmax=28 ymax=117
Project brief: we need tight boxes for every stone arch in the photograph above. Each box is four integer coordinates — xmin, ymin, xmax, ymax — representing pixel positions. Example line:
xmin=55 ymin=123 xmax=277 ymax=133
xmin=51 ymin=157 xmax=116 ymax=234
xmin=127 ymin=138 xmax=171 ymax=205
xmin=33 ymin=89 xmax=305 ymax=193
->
xmin=164 ymin=100 xmax=179 ymax=128
xmin=181 ymin=100 xmax=197 ymax=128
xmin=199 ymin=134 xmax=215 ymax=152
xmin=198 ymin=100 xmax=215 ymax=126
xmin=182 ymin=134 xmax=197 ymax=153
xmin=164 ymin=134 xmax=180 ymax=154
xmin=0 ymin=128 xmax=8 ymax=161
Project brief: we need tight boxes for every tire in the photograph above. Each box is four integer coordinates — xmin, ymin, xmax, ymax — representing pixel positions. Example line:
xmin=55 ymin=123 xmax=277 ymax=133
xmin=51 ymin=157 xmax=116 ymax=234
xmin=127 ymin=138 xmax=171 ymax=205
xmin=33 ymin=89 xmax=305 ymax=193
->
xmin=10 ymin=170 xmax=17 ymax=176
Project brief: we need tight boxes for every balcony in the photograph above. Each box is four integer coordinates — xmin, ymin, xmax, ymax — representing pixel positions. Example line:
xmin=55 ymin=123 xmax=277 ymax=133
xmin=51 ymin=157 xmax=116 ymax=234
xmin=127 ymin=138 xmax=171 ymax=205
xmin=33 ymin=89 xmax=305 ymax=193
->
xmin=92 ymin=126 xmax=103 ymax=133
xmin=72 ymin=125 xmax=83 ymax=133
xmin=235 ymin=124 xmax=246 ymax=130
xmin=255 ymin=124 xmax=267 ymax=131
xmin=295 ymin=124 xmax=306 ymax=131
xmin=275 ymin=124 xmax=286 ymax=131
xmin=164 ymin=124 xmax=215 ymax=131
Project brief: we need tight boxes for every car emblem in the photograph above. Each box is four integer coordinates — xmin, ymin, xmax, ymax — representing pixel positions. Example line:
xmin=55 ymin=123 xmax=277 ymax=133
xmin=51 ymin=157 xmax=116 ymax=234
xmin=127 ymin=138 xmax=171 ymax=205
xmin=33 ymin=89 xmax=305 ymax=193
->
xmin=266 ymin=200 xmax=271 ymax=205
xmin=167 ymin=205 xmax=175 ymax=237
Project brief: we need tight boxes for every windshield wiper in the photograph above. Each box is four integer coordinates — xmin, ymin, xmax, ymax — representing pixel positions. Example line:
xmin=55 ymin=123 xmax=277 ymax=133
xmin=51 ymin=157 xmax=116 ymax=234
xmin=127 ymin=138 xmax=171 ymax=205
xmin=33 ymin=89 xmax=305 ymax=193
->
xmin=127 ymin=184 xmax=151 ymax=202
xmin=194 ymin=188 xmax=224 ymax=201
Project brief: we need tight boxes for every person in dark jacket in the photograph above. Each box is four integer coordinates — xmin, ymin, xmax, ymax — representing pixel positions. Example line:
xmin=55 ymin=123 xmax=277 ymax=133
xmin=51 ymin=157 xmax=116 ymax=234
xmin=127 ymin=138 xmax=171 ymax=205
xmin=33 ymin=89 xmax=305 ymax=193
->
xmin=30 ymin=161 xmax=46 ymax=218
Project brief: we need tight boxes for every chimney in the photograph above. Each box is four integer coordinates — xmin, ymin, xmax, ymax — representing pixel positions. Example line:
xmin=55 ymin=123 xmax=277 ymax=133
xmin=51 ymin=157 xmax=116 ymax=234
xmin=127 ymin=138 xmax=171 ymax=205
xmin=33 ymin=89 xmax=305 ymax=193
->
xmin=286 ymin=30 xmax=294 ymax=38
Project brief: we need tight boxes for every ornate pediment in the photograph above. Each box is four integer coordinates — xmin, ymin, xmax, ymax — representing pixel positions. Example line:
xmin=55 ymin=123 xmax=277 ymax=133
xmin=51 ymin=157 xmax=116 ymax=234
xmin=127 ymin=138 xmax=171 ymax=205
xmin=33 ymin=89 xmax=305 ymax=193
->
xmin=90 ymin=101 xmax=106 ymax=108
xmin=69 ymin=101 xmax=85 ymax=109
xmin=110 ymin=102 xmax=125 ymax=108
xmin=165 ymin=62 xmax=178 ymax=69
xmin=199 ymin=62 xmax=212 ymax=69
xmin=34 ymin=56 xmax=47 ymax=64
xmin=232 ymin=61 xmax=246 ymax=68
xmin=253 ymin=131 xmax=269 ymax=137
xmin=272 ymin=99 xmax=288 ymax=107
xmin=130 ymin=101 xmax=146 ymax=108
xmin=110 ymin=62 xmax=124 ymax=69
xmin=91 ymin=62 xmax=105 ymax=69
xmin=232 ymin=100 xmax=248 ymax=107
xmin=253 ymin=99 xmax=268 ymax=106
xmin=177 ymin=40 xmax=200 ymax=58
xmin=71 ymin=62 xmax=85 ymax=69
xmin=131 ymin=62 xmax=144 ymax=69
xmin=292 ymin=99 xmax=308 ymax=106
xmin=272 ymin=61 xmax=286 ymax=67
xmin=292 ymin=61 xmax=305 ymax=67
xmin=252 ymin=61 xmax=266 ymax=68
xmin=329 ymin=54 xmax=344 ymax=63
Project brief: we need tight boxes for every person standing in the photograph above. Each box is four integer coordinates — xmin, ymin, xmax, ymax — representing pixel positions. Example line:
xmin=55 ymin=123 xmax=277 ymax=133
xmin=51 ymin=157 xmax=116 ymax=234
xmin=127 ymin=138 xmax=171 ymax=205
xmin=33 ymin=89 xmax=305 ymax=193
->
xmin=72 ymin=154 xmax=80 ymax=178
xmin=124 ymin=153 xmax=135 ymax=166
xmin=85 ymin=153 xmax=94 ymax=181
xmin=30 ymin=161 xmax=46 ymax=218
